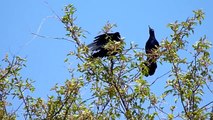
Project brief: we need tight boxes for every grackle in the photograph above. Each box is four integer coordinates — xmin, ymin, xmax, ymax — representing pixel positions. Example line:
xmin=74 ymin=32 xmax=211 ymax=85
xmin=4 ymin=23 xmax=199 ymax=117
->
xmin=88 ymin=32 xmax=121 ymax=58
xmin=144 ymin=26 xmax=159 ymax=76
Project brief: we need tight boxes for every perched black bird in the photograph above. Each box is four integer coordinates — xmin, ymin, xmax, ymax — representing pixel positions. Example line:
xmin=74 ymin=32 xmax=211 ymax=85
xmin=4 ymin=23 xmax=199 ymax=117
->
xmin=144 ymin=26 xmax=159 ymax=76
xmin=88 ymin=32 xmax=121 ymax=58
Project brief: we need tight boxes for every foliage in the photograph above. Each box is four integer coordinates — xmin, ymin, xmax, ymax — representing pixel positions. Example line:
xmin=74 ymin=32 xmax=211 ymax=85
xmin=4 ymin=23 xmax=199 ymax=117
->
xmin=0 ymin=4 xmax=212 ymax=120
xmin=0 ymin=55 xmax=34 ymax=120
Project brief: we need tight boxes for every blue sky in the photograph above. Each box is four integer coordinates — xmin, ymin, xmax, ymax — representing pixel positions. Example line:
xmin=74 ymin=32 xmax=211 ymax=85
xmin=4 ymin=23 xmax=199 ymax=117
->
xmin=1 ymin=0 xmax=213 ymax=119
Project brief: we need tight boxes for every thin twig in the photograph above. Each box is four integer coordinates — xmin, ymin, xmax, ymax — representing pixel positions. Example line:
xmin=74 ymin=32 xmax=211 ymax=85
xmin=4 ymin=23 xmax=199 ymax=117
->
xmin=205 ymin=82 xmax=213 ymax=94
xmin=31 ymin=33 xmax=75 ymax=43
xmin=150 ymin=70 xmax=170 ymax=86
xmin=100 ymin=98 xmax=110 ymax=115
xmin=199 ymin=101 xmax=213 ymax=110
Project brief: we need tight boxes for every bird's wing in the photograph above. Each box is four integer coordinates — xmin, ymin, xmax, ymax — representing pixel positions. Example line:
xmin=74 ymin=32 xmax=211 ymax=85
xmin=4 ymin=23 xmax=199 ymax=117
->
xmin=87 ymin=43 xmax=100 ymax=51
xmin=145 ymin=38 xmax=159 ymax=54
xmin=88 ymin=34 xmax=108 ymax=51
xmin=88 ymin=32 xmax=120 ymax=51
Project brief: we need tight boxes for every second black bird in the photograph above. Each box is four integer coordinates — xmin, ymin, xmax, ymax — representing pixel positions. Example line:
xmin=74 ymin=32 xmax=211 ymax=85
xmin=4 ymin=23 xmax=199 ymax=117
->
xmin=144 ymin=26 xmax=159 ymax=76
xmin=88 ymin=32 xmax=121 ymax=58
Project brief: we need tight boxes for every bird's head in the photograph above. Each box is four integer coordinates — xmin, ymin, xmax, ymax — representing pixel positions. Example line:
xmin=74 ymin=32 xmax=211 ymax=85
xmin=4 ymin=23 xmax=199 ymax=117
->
xmin=114 ymin=32 xmax=121 ymax=41
xmin=148 ymin=26 xmax=155 ymax=36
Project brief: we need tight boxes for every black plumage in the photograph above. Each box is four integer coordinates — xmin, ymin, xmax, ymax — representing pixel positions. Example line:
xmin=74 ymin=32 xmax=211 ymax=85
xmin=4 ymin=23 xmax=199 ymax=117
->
xmin=88 ymin=32 xmax=121 ymax=58
xmin=145 ymin=26 xmax=159 ymax=76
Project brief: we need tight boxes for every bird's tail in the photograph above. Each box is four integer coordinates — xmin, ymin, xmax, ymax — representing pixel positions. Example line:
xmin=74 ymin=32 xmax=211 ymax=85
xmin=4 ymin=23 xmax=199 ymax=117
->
xmin=143 ymin=58 xmax=157 ymax=77
xmin=147 ymin=62 xmax=157 ymax=76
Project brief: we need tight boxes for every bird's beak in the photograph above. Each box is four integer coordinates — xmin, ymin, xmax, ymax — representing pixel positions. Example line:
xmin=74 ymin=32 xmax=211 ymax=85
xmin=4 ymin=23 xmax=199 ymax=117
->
xmin=148 ymin=25 xmax=152 ymax=30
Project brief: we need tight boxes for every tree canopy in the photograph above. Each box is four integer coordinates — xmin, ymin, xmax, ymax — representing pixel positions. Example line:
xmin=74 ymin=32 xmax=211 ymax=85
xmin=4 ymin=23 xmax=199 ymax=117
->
xmin=0 ymin=4 xmax=213 ymax=120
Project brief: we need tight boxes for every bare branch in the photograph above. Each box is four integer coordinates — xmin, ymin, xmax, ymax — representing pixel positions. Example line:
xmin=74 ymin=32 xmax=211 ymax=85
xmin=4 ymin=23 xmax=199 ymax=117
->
xmin=31 ymin=33 xmax=75 ymax=43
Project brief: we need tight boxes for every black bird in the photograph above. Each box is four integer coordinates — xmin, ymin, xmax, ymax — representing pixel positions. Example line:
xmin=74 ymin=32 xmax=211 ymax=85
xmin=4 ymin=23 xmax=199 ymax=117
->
xmin=88 ymin=32 xmax=121 ymax=58
xmin=144 ymin=26 xmax=159 ymax=76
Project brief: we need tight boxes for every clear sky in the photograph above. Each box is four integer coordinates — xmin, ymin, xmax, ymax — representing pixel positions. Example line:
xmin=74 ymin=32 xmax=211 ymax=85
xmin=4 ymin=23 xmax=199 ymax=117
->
xmin=1 ymin=0 xmax=213 ymax=119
